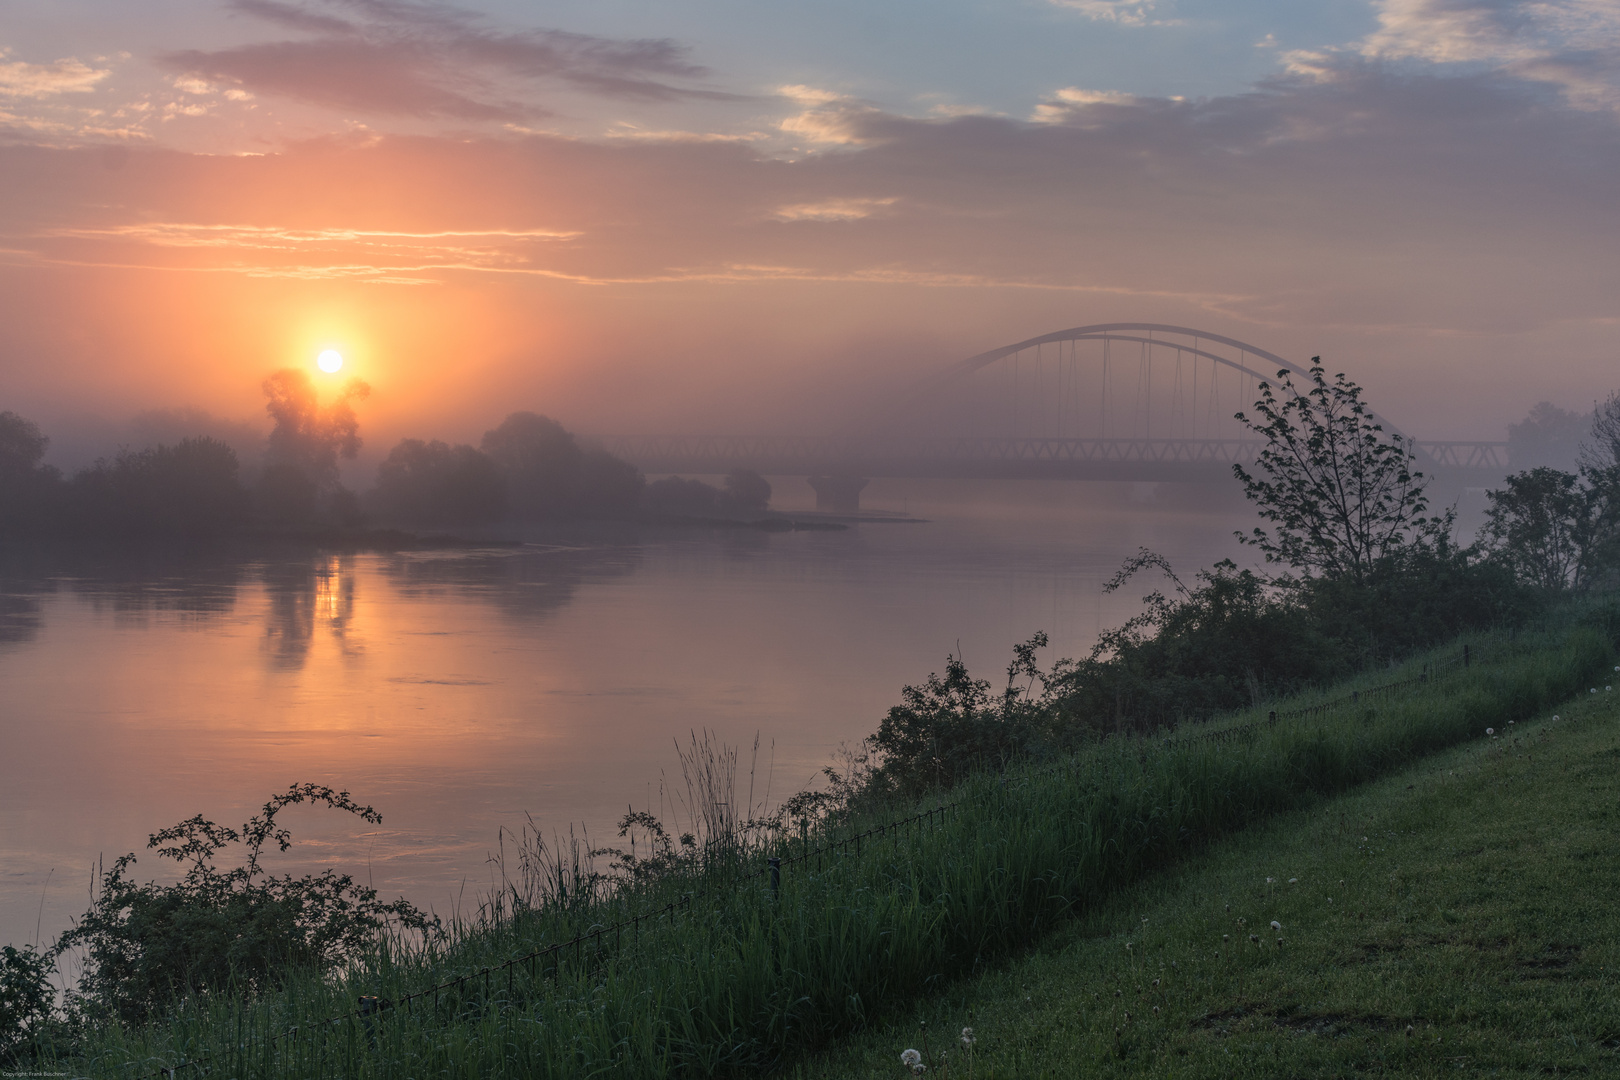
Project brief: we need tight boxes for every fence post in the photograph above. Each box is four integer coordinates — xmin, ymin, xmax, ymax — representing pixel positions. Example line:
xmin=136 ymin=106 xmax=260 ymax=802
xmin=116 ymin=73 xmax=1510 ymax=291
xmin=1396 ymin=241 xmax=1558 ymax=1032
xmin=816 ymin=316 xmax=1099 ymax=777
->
xmin=769 ymin=857 xmax=781 ymax=901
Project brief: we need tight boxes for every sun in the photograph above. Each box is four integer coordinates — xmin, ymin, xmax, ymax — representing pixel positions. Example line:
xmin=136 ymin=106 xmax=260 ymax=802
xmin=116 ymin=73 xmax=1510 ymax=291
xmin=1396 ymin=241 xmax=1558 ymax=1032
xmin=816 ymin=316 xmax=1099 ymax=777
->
xmin=317 ymin=349 xmax=344 ymax=373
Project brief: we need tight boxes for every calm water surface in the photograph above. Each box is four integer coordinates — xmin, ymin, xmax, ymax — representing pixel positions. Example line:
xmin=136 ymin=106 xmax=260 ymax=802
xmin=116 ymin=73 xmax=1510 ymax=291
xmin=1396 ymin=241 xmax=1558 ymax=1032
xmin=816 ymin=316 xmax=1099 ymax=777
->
xmin=0 ymin=479 xmax=1251 ymax=950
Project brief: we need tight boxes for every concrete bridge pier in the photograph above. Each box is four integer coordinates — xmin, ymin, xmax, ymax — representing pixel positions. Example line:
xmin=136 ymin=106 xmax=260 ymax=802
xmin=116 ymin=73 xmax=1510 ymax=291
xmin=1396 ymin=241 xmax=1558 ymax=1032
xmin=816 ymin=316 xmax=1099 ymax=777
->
xmin=807 ymin=474 xmax=869 ymax=513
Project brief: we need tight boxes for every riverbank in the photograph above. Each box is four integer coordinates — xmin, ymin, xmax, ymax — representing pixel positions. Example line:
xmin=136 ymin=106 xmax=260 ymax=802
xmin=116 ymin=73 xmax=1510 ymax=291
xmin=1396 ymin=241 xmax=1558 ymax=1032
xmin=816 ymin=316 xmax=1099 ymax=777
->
xmin=787 ymin=670 xmax=1620 ymax=1077
xmin=22 ymin=609 xmax=1613 ymax=1077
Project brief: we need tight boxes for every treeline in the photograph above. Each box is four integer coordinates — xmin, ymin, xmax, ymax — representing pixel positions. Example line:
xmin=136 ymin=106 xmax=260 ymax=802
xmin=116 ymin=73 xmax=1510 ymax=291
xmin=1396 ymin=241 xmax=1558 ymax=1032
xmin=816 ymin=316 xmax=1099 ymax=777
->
xmin=0 ymin=370 xmax=772 ymax=539
xmin=857 ymin=367 xmax=1620 ymax=800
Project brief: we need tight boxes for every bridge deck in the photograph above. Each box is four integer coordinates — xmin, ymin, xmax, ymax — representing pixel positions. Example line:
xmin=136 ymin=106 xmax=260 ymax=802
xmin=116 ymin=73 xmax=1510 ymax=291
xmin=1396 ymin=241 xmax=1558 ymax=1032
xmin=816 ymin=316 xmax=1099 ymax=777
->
xmin=605 ymin=436 xmax=1510 ymax=484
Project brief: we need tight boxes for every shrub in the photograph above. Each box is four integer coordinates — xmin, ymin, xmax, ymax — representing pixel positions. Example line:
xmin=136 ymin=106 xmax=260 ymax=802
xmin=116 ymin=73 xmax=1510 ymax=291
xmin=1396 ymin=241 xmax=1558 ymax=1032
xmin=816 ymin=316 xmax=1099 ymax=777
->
xmin=54 ymin=784 xmax=436 ymax=1024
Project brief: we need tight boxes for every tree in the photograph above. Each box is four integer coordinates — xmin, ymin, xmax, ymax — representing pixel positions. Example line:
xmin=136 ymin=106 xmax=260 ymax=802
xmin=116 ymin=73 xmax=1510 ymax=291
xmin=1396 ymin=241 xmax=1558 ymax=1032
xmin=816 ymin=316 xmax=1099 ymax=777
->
xmin=722 ymin=469 xmax=772 ymax=513
xmin=480 ymin=412 xmax=643 ymax=518
xmin=1479 ymin=466 xmax=1591 ymax=591
xmin=68 ymin=437 xmax=247 ymax=535
xmin=1233 ymin=362 xmax=1444 ymax=583
xmin=372 ymin=438 xmax=505 ymax=525
xmin=0 ymin=412 xmax=60 ymax=534
xmin=1581 ymin=390 xmax=1620 ymax=472
xmin=261 ymin=369 xmax=369 ymax=486
xmin=1508 ymin=401 xmax=1587 ymax=471
xmin=0 ymin=411 xmax=48 ymax=478
xmin=258 ymin=369 xmax=369 ymax=526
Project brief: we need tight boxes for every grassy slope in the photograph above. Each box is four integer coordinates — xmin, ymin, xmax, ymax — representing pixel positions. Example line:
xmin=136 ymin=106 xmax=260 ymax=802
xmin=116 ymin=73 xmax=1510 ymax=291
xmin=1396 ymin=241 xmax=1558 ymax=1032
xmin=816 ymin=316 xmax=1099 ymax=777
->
xmin=787 ymin=689 xmax=1620 ymax=1078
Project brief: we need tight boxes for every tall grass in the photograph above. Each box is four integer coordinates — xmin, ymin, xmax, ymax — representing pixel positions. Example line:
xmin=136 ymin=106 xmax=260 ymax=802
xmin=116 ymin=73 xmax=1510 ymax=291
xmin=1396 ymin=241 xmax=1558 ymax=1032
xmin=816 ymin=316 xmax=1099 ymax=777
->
xmin=46 ymin=617 xmax=1615 ymax=1079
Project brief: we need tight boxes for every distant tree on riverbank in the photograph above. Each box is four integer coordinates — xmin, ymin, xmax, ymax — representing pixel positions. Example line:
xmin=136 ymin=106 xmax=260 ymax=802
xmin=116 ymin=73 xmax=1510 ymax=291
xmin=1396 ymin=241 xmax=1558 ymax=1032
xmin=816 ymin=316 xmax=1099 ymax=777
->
xmin=66 ymin=437 xmax=247 ymax=535
xmin=478 ymin=411 xmax=642 ymax=519
xmin=256 ymin=369 xmax=369 ymax=527
xmin=372 ymin=438 xmax=505 ymax=526
xmin=0 ymin=412 xmax=59 ymax=535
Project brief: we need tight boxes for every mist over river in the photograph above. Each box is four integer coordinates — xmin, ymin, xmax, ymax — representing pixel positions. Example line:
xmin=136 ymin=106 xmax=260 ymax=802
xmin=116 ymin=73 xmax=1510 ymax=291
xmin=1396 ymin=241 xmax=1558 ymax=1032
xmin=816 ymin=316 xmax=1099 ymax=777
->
xmin=0 ymin=478 xmax=1256 ymax=953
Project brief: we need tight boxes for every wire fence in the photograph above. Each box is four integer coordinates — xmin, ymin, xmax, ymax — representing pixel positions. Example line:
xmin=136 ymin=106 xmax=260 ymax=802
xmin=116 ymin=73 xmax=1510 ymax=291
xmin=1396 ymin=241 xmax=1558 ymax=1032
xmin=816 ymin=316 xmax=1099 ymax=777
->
xmin=131 ymin=643 xmax=1479 ymax=1078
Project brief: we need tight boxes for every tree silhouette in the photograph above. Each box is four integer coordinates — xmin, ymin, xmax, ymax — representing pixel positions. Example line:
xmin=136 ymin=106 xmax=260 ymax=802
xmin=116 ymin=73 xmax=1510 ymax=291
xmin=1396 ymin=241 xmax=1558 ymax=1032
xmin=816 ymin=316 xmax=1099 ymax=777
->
xmin=262 ymin=369 xmax=370 ymax=487
xmin=257 ymin=369 xmax=369 ymax=526
xmin=373 ymin=438 xmax=505 ymax=525
xmin=1233 ymin=362 xmax=1444 ymax=583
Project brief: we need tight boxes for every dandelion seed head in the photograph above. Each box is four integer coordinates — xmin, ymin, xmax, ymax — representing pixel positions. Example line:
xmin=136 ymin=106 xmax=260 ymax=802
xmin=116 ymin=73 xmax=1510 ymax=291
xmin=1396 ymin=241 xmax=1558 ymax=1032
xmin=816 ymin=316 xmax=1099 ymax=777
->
xmin=1270 ymin=920 xmax=1282 ymax=931
xmin=902 ymin=1049 xmax=922 ymax=1067
xmin=1288 ymin=878 xmax=1298 ymax=883
xmin=1265 ymin=877 xmax=1274 ymax=883
xmin=1486 ymin=728 xmax=1494 ymax=736
xmin=1153 ymin=1005 xmax=1160 ymax=1014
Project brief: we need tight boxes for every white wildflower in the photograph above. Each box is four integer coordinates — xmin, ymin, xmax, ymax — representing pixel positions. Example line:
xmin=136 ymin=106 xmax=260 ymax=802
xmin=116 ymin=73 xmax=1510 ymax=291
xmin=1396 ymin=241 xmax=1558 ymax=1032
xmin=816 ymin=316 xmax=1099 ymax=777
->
xmin=960 ymin=1028 xmax=975 ymax=1049
xmin=901 ymin=1049 xmax=922 ymax=1068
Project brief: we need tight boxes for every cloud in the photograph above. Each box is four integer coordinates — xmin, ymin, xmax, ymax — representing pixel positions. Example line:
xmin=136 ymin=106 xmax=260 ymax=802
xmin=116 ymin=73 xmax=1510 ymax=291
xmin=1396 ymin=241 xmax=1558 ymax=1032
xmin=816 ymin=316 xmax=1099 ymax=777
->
xmin=1 ymin=54 xmax=1618 ymax=334
xmin=1047 ymin=1 xmax=1167 ymax=27
xmin=1031 ymin=87 xmax=1144 ymax=122
xmin=0 ymin=53 xmax=111 ymax=99
xmin=1358 ymin=0 xmax=1620 ymax=107
xmin=776 ymin=85 xmax=886 ymax=145
xmin=772 ymin=197 xmax=897 ymax=222
xmin=158 ymin=0 xmax=734 ymax=121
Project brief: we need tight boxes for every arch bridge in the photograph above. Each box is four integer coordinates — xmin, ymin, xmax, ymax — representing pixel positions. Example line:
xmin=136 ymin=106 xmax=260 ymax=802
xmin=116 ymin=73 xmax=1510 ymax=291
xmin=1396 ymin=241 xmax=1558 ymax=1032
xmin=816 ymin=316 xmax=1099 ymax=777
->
xmin=608 ymin=324 xmax=1507 ymax=494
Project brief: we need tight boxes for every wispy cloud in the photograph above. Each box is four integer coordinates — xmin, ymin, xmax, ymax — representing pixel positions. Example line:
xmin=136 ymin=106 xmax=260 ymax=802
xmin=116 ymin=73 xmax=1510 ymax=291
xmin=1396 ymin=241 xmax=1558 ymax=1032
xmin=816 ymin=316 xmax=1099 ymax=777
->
xmin=772 ymin=197 xmax=897 ymax=222
xmin=1031 ymin=86 xmax=1144 ymax=122
xmin=159 ymin=0 xmax=737 ymax=121
xmin=1358 ymin=0 xmax=1620 ymax=108
xmin=0 ymin=52 xmax=111 ymax=99
xmin=1047 ymin=1 xmax=1179 ymax=27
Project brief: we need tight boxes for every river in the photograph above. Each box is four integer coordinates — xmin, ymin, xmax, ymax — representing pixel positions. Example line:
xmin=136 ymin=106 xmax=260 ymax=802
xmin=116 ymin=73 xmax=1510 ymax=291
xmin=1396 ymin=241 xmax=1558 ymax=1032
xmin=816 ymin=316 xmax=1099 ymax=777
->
xmin=0 ymin=478 xmax=1252 ymax=953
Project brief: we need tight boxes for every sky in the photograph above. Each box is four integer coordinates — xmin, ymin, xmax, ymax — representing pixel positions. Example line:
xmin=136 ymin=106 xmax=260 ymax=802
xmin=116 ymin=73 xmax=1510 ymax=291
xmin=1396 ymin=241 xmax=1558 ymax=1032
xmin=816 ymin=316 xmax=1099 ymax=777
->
xmin=2 ymin=0 xmax=1619 ymax=460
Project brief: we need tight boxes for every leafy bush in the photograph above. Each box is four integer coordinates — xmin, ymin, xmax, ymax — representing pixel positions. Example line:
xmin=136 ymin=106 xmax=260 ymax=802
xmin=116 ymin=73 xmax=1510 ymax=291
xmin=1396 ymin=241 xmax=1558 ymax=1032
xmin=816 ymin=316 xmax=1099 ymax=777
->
xmin=0 ymin=943 xmax=55 ymax=1064
xmin=54 ymin=784 xmax=436 ymax=1024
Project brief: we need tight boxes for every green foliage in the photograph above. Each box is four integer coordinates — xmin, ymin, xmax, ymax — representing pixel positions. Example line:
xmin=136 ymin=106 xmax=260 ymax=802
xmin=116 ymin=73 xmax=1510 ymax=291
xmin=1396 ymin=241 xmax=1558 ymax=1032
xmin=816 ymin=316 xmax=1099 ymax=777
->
xmin=37 ymin=623 xmax=1610 ymax=1078
xmin=1478 ymin=464 xmax=1620 ymax=593
xmin=53 ymin=783 xmax=436 ymax=1025
xmin=1234 ymin=363 xmax=1445 ymax=583
xmin=0 ymin=943 xmax=55 ymax=1064
xmin=1074 ymin=555 xmax=1335 ymax=728
xmin=793 ymin=673 xmax=1620 ymax=1080
xmin=869 ymin=633 xmax=1073 ymax=797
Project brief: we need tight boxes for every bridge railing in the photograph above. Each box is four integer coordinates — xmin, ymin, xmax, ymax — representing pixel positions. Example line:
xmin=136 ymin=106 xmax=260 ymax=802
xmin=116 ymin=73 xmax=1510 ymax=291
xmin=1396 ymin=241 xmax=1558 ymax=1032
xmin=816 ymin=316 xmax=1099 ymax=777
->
xmin=603 ymin=435 xmax=1509 ymax=475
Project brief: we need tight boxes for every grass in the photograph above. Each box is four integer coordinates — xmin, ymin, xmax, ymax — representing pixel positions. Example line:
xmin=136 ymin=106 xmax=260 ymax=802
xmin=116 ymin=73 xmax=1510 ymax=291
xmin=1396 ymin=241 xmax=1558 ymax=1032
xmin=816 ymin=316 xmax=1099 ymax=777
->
xmin=36 ymin=616 xmax=1619 ymax=1078
xmin=786 ymin=682 xmax=1620 ymax=1078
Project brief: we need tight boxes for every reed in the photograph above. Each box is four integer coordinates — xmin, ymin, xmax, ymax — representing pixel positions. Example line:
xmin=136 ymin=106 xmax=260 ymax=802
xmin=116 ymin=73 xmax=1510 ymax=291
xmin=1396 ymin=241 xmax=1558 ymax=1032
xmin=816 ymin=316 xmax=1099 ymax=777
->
xmin=33 ymin=615 xmax=1615 ymax=1079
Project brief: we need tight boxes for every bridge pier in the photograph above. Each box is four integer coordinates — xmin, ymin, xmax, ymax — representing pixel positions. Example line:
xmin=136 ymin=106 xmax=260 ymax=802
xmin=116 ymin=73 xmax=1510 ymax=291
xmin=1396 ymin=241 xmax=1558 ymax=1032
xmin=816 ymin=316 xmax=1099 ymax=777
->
xmin=807 ymin=475 xmax=869 ymax=513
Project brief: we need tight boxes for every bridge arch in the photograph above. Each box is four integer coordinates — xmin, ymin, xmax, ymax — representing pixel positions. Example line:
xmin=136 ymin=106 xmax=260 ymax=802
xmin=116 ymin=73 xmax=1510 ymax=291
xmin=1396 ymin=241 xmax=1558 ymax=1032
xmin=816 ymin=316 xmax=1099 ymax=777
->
xmin=955 ymin=323 xmax=1311 ymax=384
